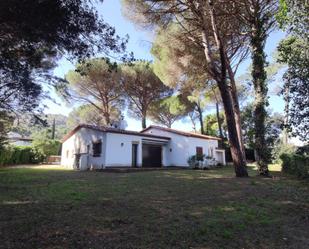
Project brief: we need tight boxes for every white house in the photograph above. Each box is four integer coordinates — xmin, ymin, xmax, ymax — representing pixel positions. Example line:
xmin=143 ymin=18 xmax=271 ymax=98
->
xmin=7 ymin=132 xmax=33 ymax=146
xmin=61 ymin=124 xmax=226 ymax=170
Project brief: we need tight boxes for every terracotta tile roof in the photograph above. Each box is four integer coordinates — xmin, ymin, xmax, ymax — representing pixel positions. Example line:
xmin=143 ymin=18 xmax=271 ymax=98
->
xmin=141 ymin=125 xmax=222 ymax=141
xmin=62 ymin=124 xmax=171 ymax=143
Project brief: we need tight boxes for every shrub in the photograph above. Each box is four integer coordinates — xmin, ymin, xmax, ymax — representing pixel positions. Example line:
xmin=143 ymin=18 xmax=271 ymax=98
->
xmin=295 ymin=144 xmax=309 ymax=156
xmin=0 ymin=145 xmax=44 ymax=166
xmin=272 ymin=140 xmax=296 ymax=163
xmin=32 ymin=138 xmax=61 ymax=158
xmin=280 ymin=153 xmax=309 ymax=179
xmin=187 ymin=155 xmax=205 ymax=168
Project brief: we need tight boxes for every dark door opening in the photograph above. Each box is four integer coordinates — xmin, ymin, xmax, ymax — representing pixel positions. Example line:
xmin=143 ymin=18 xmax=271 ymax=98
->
xmin=142 ymin=144 xmax=162 ymax=167
xmin=132 ymin=144 xmax=138 ymax=167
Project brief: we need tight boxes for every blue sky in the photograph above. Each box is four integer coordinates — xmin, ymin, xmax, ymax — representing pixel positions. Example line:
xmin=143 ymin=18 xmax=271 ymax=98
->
xmin=44 ymin=0 xmax=286 ymax=131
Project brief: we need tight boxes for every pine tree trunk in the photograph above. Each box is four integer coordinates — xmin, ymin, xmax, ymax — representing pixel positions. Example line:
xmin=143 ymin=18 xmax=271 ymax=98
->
xmin=283 ymin=80 xmax=290 ymax=144
xmin=217 ymin=46 xmax=248 ymax=177
xmin=201 ymin=3 xmax=247 ymax=176
xmin=167 ymin=122 xmax=172 ymax=128
xmin=227 ymin=66 xmax=246 ymax=161
xmin=142 ymin=116 xmax=147 ymax=129
xmin=189 ymin=112 xmax=197 ymax=132
xmin=51 ymin=118 xmax=55 ymax=140
xmin=104 ymin=112 xmax=110 ymax=126
xmin=217 ymin=79 xmax=248 ymax=176
xmin=251 ymin=20 xmax=269 ymax=176
xmin=196 ymin=105 xmax=205 ymax=134
xmin=216 ymin=102 xmax=224 ymax=148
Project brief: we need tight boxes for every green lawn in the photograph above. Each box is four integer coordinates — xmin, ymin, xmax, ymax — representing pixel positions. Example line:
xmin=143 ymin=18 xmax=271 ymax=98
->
xmin=0 ymin=165 xmax=308 ymax=249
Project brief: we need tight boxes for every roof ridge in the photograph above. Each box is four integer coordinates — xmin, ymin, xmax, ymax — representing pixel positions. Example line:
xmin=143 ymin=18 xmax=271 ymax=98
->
xmin=141 ymin=125 xmax=221 ymax=140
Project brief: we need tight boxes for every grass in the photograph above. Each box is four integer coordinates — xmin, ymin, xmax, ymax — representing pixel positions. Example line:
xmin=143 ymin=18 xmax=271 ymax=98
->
xmin=0 ymin=164 xmax=308 ymax=249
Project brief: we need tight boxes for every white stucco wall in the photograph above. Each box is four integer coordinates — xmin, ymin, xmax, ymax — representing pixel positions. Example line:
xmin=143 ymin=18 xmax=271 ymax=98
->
xmin=142 ymin=128 xmax=220 ymax=167
xmin=61 ymin=126 xmax=224 ymax=169
xmin=105 ymin=133 xmax=170 ymax=167
xmin=61 ymin=127 xmax=170 ymax=169
xmin=105 ymin=133 xmax=142 ymax=167
xmin=61 ymin=128 xmax=106 ymax=169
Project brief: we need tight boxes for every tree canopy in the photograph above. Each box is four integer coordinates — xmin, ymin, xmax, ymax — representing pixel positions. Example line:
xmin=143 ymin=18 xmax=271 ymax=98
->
xmin=65 ymin=58 xmax=124 ymax=126
xmin=122 ymin=0 xmax=253 ymax=176
xmin=276 ymin=0 xmax=309 ymax=141
xmin=66 ymin=104 xmax=122 ymax=130
xmin=277 ymin=37 xmax=309 ymax=141
xmin=120 ymin=61 xmax=172 ymax=128
xmin=0 ymin=0 xmax=128 ymax=115
xmin=149 ymin=95 xmax=190 ymax=128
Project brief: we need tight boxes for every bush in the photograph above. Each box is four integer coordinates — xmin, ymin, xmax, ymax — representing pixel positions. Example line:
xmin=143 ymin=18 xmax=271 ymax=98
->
xmin=295 ymin=144 xmax=309 ymax=156
xmin=187 ymin=155 xmax=199 ymax=168
xmin=32 ymin=138 xmax=61 ymax=158
xmin=272 ymin=141 xmax=296 ymax=163
xmin=280 ymin=153 xmax=309 ymax=179
xmin=0 ymin=145 xmax=44 ymax=166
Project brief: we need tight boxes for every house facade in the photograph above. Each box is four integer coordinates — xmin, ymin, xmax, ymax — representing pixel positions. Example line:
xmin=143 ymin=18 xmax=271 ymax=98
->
xmin=61 ymin=124 xmax=225 ymax=170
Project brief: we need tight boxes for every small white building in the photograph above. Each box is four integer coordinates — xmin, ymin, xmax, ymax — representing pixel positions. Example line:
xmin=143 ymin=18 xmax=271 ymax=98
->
xmin=7 ymin=132 xmax=33 ymax=146
xmin=61 ymin=124 xmax=225 ymax=170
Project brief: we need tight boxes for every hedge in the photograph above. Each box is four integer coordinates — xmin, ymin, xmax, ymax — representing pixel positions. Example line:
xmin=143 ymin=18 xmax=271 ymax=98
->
xmin=280 ymin=153 xmax=309 ymax=179
xmin=0 ymin=146 xmax=44 ymax=166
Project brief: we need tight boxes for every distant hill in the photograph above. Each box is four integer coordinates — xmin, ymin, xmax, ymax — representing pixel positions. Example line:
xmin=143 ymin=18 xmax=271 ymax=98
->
xmin=11 ymin=114 xmax=68 ymax=140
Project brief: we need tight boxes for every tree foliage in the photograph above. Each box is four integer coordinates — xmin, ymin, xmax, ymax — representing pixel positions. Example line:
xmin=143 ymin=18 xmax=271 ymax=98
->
xmin=66 ymin=104 xmax=122 ymax=129
xmin=65 ymin=58 xmax=124 ymax=126
xmin=149 ymin=95 xmax=190 ymax=128
xmin=0 ymin=0 xmax=128 ymax=115
xmin=277 ymin=0 xmax=309 ymax=39
xmin=239 ymin=0 xmax=278 ymax=175
xmin=241 ymin=103 xmax=284 ymax=161
xmin=276 ymin=0 xmax=309 ymax=141
xmin=120 ymin=61 xmax=172 ymax=128
xmin=277 ymin=37 xmax=309 ymax=141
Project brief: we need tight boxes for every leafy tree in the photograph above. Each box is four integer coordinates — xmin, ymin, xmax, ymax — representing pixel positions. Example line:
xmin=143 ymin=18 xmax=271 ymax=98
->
xmin=277 ymin=37 xmax=309 ymax=141
xmin=152 ymin=25 xmax=238 ymax=140
xmin=241 ymin=103 xmax=284 ymax=161
xmin=276 ymin=1 xmax=309 ymax=142
xmin=66 ymin=104 xmax=122 ymax=129
xmin=149 ymin=95 xmax=190 ymax=128
xmin=204 ymin=113 xmax=222 ymax=137
xmin=32 ymin=129 xmax=61 ymax=158
xmin=122 ymin=0 xmax=249 ymax=176
xmin=0 ymin=0 xmax=128 ymax=115
xmin=277 ymin=0 xmax=309 ymax=38
xmin=65 ymin=58 xmax=124 ymax=126
xmin=227 ymin=0 xmax=278 ymax=175
xmin=120 ymin=61 xmax=172 ymax=128
xmin=181 ymin=83 xmax=211 ymax=135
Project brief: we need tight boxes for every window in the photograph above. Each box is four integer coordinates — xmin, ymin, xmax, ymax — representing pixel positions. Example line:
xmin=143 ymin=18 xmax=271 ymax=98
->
xmin=196 ymin=147 xmax=203 ymax=160
xmin=92 ymin=140 xmax=102 ymax=157
xmin=196 ymin=147 xmax=203 ymax=156
xmin=66 ymin=150 xmax=69 ymax=158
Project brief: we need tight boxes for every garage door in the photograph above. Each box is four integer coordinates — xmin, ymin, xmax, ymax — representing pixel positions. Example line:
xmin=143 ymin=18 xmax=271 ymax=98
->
xmin=142 ymin=144 xmax=162 ymax=167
